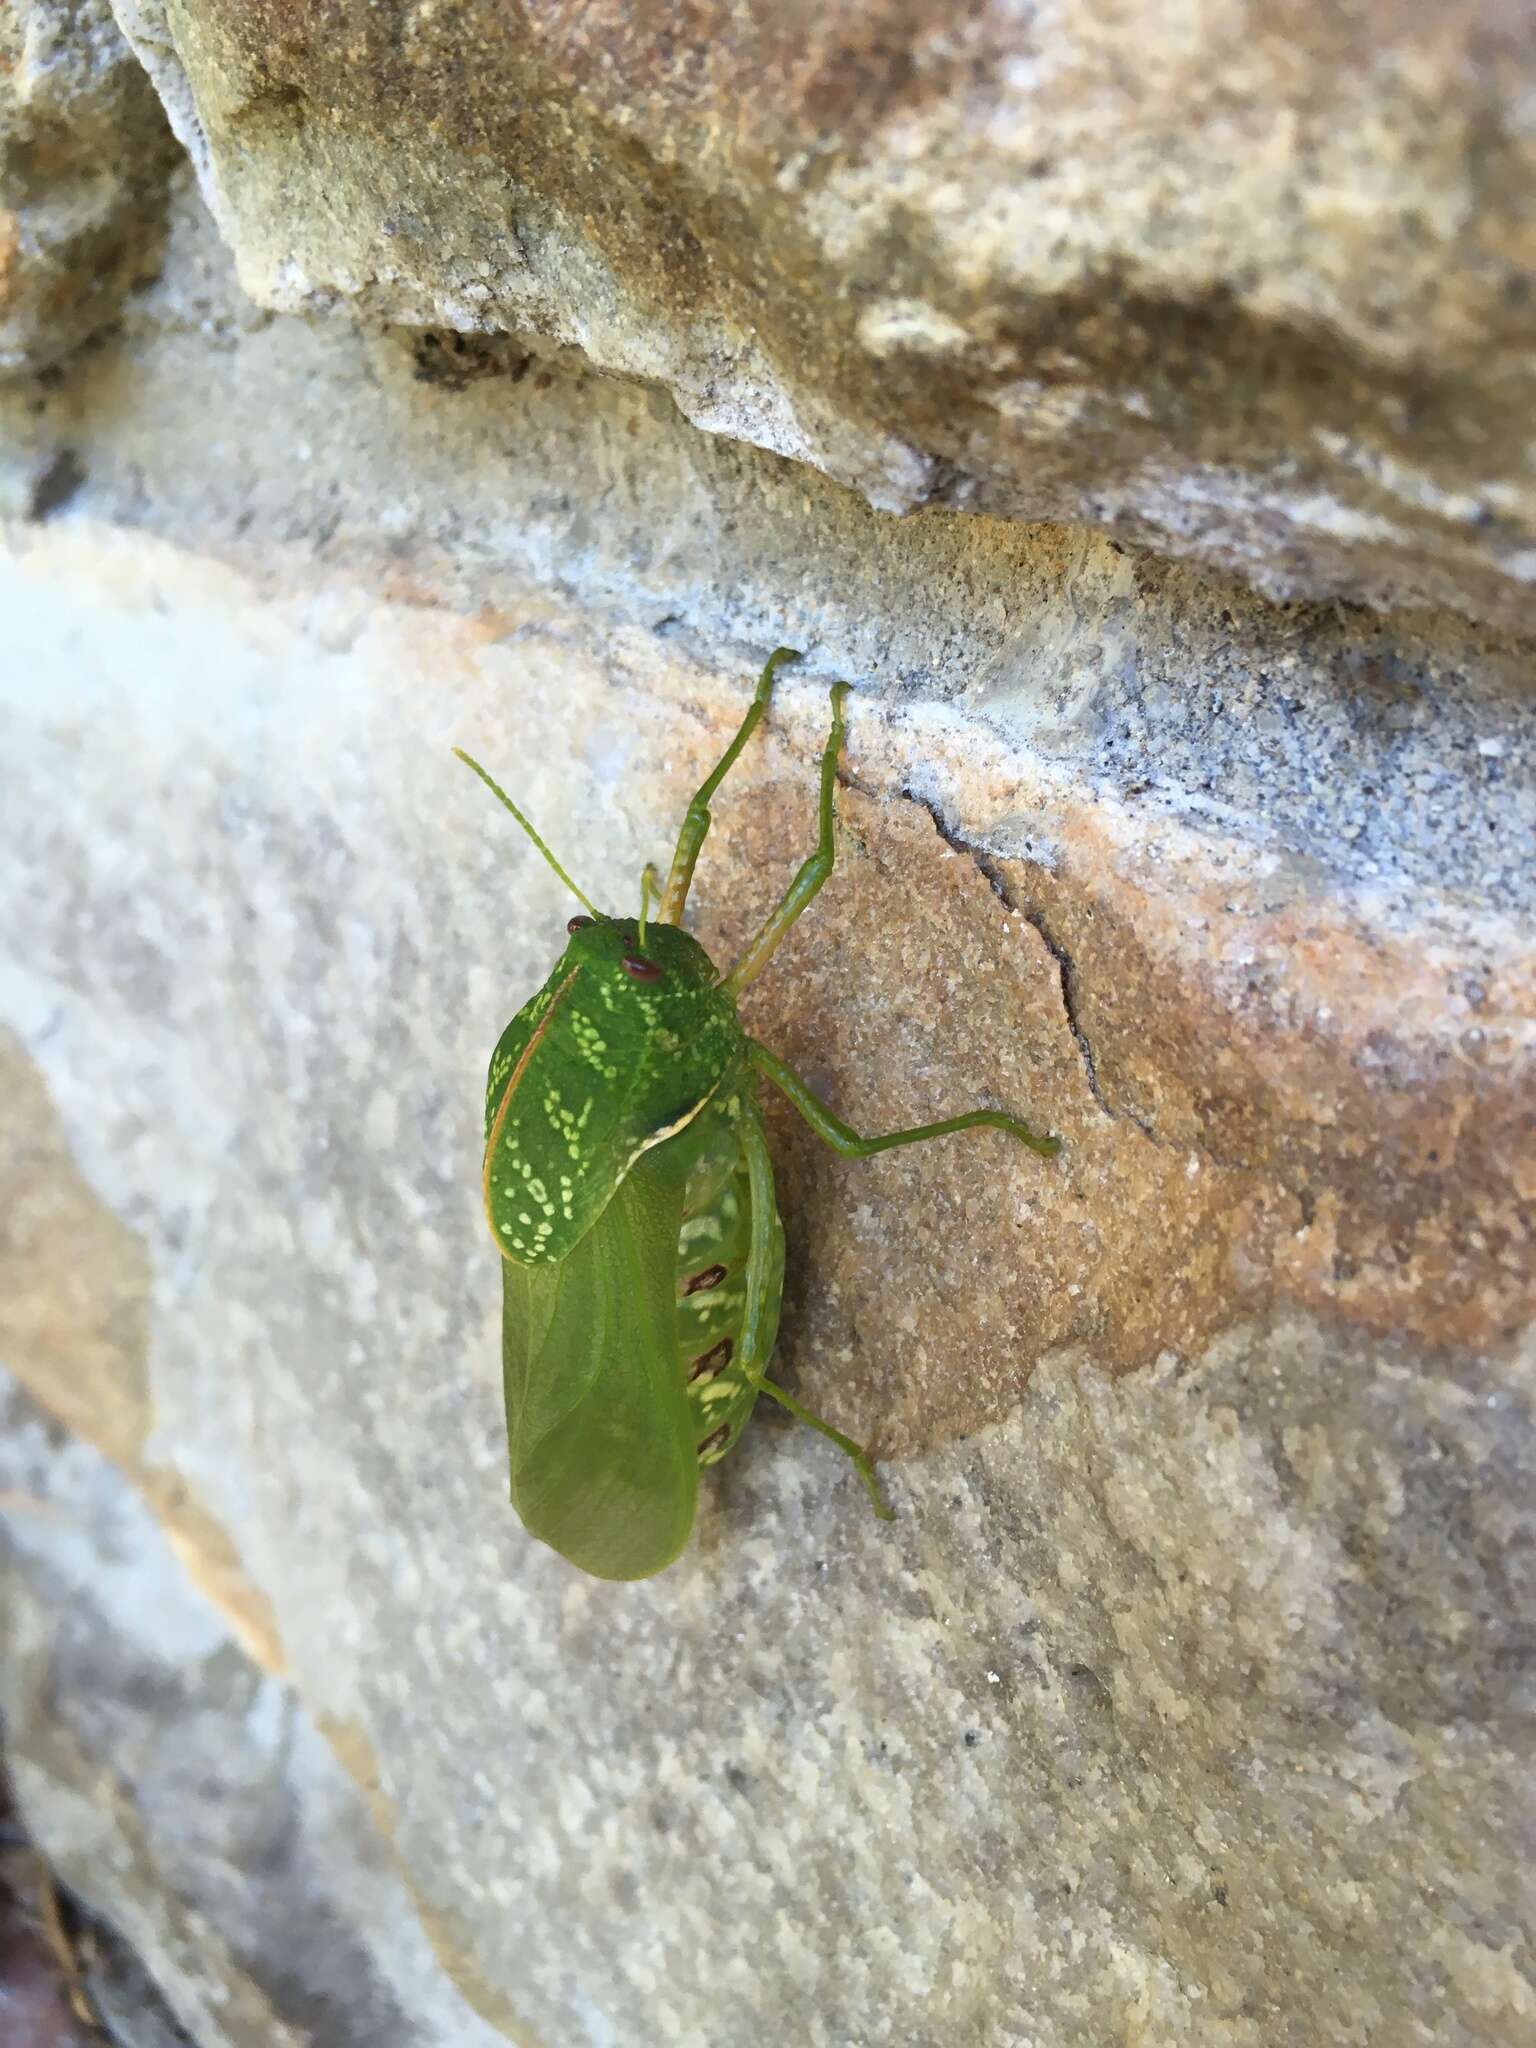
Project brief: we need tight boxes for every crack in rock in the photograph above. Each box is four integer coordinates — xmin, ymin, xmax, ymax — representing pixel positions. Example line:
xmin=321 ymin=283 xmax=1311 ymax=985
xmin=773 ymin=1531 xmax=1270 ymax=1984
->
xmin=892 ymin=788 xmax=1285 ymax=1187
xmin=897 ymin=787 xmax=1153 ymax=1138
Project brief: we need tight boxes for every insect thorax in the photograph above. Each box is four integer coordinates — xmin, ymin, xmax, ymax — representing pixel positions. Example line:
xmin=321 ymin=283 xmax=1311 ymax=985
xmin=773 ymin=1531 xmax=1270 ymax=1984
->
xmin=483 ymin=917 xmax=747 ymax=1267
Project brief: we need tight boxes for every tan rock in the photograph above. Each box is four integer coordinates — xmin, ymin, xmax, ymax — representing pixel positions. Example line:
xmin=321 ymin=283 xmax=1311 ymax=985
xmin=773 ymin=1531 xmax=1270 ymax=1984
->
xmin=0 ymin=64 xmax=1531 ymax=2047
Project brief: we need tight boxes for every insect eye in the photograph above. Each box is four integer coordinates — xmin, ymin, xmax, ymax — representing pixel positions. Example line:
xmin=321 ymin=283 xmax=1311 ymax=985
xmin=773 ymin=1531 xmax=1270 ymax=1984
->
xmin=622 ymin=954 xmax=662 ymax=981
xmin=566 ymin=915 xmax=594 ymax=934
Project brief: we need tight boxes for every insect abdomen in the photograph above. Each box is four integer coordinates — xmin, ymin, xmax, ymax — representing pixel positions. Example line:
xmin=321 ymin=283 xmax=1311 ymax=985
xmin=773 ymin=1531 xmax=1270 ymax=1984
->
xmin=674 ymin=1096 xmax=783 ymax=1467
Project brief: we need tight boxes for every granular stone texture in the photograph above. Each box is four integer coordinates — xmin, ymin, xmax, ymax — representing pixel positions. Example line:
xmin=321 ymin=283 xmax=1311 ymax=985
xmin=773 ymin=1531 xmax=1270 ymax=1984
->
xmin=0 ymin=517 xmax=1531 ymax=2045
xmin=0 ymin=14 xmax=1532 ymax=2046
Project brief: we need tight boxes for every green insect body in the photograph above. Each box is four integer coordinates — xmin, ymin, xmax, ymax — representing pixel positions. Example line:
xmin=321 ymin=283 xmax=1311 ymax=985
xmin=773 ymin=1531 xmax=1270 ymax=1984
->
xmin=458 ymin=649 xmax=1059 ymax=1581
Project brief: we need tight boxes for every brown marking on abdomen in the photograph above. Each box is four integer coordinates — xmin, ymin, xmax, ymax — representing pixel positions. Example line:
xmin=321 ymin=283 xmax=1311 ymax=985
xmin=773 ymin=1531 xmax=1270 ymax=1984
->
xmin=689 ymin=1338 xmax=733 ymax=1382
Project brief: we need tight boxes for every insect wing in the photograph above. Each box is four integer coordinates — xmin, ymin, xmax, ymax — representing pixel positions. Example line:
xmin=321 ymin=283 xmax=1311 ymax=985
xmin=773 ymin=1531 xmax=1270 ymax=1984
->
xmin=483 ymin=985 xmax=551 ymax=1139
xmin=500 ymin=1149 xmax=698 ymax=1580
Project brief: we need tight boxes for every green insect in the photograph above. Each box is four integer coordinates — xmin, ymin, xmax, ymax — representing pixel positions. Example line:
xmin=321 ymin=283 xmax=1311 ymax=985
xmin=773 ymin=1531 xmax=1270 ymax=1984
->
xmin=456 ymin=649 xmax=1060 ymax=1580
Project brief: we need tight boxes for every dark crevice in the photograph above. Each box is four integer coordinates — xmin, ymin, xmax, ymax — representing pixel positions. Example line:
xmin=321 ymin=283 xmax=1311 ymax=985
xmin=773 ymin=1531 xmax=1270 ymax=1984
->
xmin=27 ymin=447 xmax=87 ymax=522
xmin=1016 ymin=901 xmax=1156 ymax=1138
xmin=0 ymin=1737 xmax=195 ymax=2046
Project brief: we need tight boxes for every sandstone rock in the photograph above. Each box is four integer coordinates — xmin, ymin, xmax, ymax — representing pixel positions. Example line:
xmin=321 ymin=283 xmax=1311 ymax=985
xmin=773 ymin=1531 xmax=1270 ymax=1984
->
xmin=101 ymin=0 xmax=1536 ymax=629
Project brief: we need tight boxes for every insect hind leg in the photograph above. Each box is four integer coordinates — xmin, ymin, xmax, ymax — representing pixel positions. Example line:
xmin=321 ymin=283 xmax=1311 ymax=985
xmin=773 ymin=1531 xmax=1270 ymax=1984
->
xmin=736 ymin=1100 xmax=890 ymax=1519
xmin=759 ymin=1378 xmax=894 ymax=1520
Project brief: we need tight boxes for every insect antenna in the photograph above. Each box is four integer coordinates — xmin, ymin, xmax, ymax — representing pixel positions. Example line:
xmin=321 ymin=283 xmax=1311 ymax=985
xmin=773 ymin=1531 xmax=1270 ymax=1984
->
xmin=453 ymin=748 xmax=601 ymax=918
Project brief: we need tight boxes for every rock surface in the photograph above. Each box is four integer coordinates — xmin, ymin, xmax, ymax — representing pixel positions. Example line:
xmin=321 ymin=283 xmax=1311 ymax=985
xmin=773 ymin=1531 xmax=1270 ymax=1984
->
xmin=0 ymin=0 xmax=178 ymax=379
xmin=101 ymin=0 xmax=1536 ymax=630
xmin=0 ymin=7 xmax=1533 ymax=2047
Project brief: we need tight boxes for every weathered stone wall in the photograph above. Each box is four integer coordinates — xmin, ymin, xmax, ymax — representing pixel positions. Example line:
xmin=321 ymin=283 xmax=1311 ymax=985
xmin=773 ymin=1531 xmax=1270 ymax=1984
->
xmin=0 ymin=4 xmax=1532 ymax=2045
xmin=106 ymin=0 xmax=1536 ymax=628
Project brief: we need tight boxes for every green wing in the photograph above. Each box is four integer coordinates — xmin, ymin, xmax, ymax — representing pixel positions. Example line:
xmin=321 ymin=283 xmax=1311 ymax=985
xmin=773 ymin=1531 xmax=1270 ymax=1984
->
xmin=500 ymin=1146 xmax=699 ymax=1581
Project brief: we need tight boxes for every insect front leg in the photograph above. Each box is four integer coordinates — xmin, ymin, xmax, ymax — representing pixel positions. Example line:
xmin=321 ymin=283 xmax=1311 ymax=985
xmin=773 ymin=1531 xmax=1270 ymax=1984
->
xmin=658 ymin=646 xmax=799 ymax=924
xmin=720 ymin=680 xmax=849 ymax=997
xmin=737 ymin=1103 xmax=892 ymax=1520
xmin=748 ymin=1041 xmax=1061 ymax=1160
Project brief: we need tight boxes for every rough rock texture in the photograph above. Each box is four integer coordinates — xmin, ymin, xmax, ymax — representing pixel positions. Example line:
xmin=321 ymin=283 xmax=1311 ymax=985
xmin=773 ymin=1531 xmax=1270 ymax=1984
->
xmin=0 ymin=9 xmax=1534 ymax=2047
xmin=1 ymin=485 xmax=1533 ymax=2042
xmin=0 ymin=0 xmax=179 ymax=379
xmin=0 ymin=1379 xmax=511 ymax=2048
xmin=0 ymin=1751 xmax=197 ymax=2046
xmin=103 ymin=0 xmax=1536 ymax=630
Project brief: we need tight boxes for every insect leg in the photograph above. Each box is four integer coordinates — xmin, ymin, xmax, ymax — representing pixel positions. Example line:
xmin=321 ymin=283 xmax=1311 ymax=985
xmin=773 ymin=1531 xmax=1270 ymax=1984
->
xmin=759 ymin=1379 xmax=894 ymax=1520
xmin=748 ymin=1040 xmax=1061 ymax=1159
xmin=738 ymin=1106 xmax=892 ymax=1518
xmin=638 ymin=861 xmax=661 ymax=945
xmin=720 ymin=680 xmax=849 ymax=996
xmin=658 ymin=646 xmax=800 ymax=924
xmin=736 ymin=1098 xmax=784 ymax=1387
